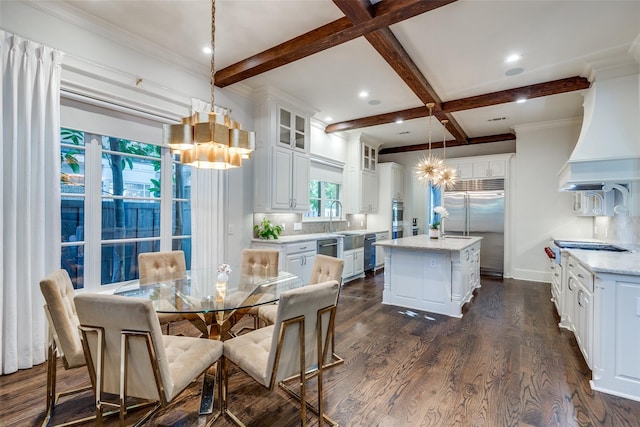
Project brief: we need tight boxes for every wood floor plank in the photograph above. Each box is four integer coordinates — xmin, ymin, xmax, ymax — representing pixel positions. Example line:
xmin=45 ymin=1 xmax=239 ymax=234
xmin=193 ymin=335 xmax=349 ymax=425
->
xmin=2 ymin=274 xmax=640 ymax=426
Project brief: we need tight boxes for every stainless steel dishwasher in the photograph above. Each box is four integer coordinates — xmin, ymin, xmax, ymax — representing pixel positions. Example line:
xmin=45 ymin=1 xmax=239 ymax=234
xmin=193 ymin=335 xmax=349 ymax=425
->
xmin=364 ymin=233 xmax=376 ymax=273
xmin=317 ymin=238 xmax=338 ymax=257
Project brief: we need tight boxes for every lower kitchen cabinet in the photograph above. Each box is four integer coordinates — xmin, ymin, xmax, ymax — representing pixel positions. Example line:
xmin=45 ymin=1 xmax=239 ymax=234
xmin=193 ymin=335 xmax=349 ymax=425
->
xmin=343 ymin=248 xmax=364 ymax=281
xmin=252 ymin=240 xmax=316 ymax=284
xmin=566 ymin=255 xmax=594 ymax=367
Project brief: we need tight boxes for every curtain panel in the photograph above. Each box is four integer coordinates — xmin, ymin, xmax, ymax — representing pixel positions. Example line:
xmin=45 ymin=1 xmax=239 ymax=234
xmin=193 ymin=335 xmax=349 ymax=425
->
xmin=190 ymin=99 xmax=225 ymax=272
xmin=1 ymin=31 xmax=63 ymax=374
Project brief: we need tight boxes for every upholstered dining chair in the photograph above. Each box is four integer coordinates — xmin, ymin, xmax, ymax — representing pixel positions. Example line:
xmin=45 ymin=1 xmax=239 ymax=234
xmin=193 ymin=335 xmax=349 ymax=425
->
xmin=39 ymin=269 xmax=92 ymax=427
xmin=75 ymin=293 xmax=224 ymax=426
xmin=237 ymin=248 xmax=279 ymax=330
xmin=223 ymin=280 xmax=340 ymax=427
xmin=138 ymin=250 xmax=206 ymax=336
xmin=258 ymin=254 xmax=345 ymax=367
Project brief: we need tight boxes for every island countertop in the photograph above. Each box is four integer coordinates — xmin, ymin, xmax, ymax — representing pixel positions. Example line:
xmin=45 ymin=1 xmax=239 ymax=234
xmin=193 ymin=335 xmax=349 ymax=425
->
xmin=375 ymin=235 xmax=483 ymax=251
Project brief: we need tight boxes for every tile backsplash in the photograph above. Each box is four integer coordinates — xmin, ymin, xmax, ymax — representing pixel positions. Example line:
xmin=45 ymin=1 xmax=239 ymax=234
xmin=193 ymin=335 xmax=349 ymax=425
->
xmin=594 ymin=215 xmax=640 ymax=244
xmin=253 ymin=213 xmax=367 ymax=237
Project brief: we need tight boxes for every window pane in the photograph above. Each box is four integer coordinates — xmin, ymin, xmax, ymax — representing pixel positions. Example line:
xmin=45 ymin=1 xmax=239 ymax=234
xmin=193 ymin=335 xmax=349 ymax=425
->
xmin=173 ymin=162 xmax=191 ymax=199
xmin=172 ymin=237 xmax=192 ymax=270
xmin=61 ymin=243 xmax=84 ymax=289
xmin=309 ymin=180 xmax=320 ymax=198
xmin=324 ymin=182 xmax=339 ymax=200
xmin=102 ymin=198 xmax=160 ymax=240
xmin=173 ymin=201 xmax=191 ymax=237
xmin=102 ymin=240 xmax=160 ymax=284
xmin=61 ymin=145 xmax=85 ymax=191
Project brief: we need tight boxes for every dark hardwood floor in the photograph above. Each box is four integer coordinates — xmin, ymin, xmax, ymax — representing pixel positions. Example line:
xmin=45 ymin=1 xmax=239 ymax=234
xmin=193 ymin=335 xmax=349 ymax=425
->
xmin=2 ymin=273 xmax=640 ymax=426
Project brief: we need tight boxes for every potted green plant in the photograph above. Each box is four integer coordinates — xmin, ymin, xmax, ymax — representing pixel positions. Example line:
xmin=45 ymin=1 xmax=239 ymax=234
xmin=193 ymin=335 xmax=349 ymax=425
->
xmin=253 ymin=218 xmax=283 ymax=240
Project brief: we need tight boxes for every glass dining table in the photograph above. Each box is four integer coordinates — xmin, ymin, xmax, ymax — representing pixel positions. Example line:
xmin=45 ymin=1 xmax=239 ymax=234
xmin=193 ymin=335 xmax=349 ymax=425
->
xmin=114 ymin=269 xmax=303 ymax=415
xmin=115 ymin=269 xmax=303 ymax=341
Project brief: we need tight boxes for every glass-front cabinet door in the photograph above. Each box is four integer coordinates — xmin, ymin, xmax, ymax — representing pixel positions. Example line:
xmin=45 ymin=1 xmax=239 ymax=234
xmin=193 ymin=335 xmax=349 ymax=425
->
xmin=362 ymin=143 xmax=377 ymax=171
xmin=278 ymin=106 xmax=307 ymax=151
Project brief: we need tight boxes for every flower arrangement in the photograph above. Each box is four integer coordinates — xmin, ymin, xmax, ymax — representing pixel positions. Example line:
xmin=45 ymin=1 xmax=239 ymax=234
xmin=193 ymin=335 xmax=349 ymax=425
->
xmin=431 ymin=206 xmax=449 ymax=229
xmin=217 ymin=263 xmax=232 ymax=283
xmin=217 ymin=263 xmax=232 ymax=275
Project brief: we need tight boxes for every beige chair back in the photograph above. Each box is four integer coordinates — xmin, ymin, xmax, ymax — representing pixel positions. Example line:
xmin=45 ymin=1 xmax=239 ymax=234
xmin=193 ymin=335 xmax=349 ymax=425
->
xmin=308 ymin=254 xmax=344 ymax=285
xmin=267 ymin=280 xmax=339 ymax=385
xmin=138 ymin=250 xmax=186 ymax=284
xmin=39 ymin=269 xmax=85 ymax=368
xmin=75 ymin=293 xmax=172 ymax=401
xmin=241 ymin=249 xmax=279 ymax=277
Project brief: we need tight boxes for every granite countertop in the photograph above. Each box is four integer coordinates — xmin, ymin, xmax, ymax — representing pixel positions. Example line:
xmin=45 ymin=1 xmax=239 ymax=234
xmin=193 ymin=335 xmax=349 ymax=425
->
xmin=251 ymin=229 xmax=388 ymax=245
xmin=374 ymin=235 xmax=482 ymax=251
xmin=566 ymin=249 xmax=640 ymax=276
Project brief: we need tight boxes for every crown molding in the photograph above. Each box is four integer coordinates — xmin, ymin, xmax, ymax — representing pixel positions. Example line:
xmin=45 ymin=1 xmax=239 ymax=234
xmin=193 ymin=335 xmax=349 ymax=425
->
xmin=512 ymin=117 xmax=582 ymax=133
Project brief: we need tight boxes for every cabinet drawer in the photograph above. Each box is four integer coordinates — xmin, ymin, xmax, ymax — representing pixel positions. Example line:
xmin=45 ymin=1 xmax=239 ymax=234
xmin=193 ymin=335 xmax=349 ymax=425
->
xmin=285 ymin=241 xmax=316 ymax=255
xmin=568 ymin=258 xmax=593 ymax=292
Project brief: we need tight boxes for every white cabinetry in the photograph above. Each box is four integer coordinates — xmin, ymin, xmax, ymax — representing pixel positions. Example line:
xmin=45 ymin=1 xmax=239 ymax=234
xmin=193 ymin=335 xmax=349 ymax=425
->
xmin=591 ymin=271 xmax=640 ymax=401
xmin=367 ymin=163 xmax=403 ymax=237
xmin=346 ymin=134 xmax=380 ymax=214
xmin=284 ymin=241 xmax=316 ymax=284
xmin=374 ymin=231 xmax=389 ymax=271
xmin=272 ymin=147 xmax=309 ymax=211
xmin=252 ymin=239 xmax=316 ymax=284
xmin=253 ymin=88 xmax=313 ymax=212
xmin=446 ymin=154 xmax=511 ymax=181
xmin=392 ymin=164 xmax=404 ymax=200
xmin=471 ymin=159 xmax=506 ymax=178
xmin=343 ymin=248 xmax=364 ymax=280
xmin=567 ymin=257 xmax=594 ymax=367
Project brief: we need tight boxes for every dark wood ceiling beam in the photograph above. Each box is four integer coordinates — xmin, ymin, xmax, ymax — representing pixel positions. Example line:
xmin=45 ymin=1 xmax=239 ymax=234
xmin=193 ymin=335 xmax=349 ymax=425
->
xmin=215 ymin=0 xmax=456 ymax=87
xmin=334 ymin=0 xmax=469 ymax=141
xmin=379 ymin=133 xmax=516 ymax=155
xmin=442 ymin=76 xmax=590 ymax=112
xmin=326 ymin=76 xmax=590 ymax=133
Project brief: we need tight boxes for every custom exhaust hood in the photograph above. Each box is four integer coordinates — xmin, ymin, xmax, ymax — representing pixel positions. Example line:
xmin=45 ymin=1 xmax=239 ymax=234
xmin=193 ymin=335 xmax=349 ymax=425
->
xmin=558 ymin=62 xmax=640 ymax=192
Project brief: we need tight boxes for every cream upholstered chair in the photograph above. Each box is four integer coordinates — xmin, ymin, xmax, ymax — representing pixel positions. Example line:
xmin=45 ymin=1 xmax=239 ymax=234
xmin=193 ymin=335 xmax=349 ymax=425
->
xmin=39 ymin=269 xmax=92 ymax=427
xmin=138 ymin=250 xmax=206 ymax=336
xmin=238 ymin=248 xmax=279 ymax=330
xmin=75 ymin=293 xmax=224 ymax=426
xmin=223 ymin=280 xmax=340 ymax=427
xmin=258 ymin=254 xmax=345 ymax=367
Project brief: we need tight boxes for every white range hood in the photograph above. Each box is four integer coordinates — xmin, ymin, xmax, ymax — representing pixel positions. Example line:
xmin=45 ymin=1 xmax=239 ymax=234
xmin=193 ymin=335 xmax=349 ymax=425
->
xmin=558 ymin=64 xmax=640 ymax=191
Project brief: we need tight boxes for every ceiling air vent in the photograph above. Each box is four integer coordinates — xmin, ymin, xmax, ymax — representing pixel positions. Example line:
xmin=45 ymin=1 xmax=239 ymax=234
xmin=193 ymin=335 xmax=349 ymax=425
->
xmin=397 ymin=131 xmax=410 ymax=135
xmin=487 ymin=117 xmax=508 ymax=122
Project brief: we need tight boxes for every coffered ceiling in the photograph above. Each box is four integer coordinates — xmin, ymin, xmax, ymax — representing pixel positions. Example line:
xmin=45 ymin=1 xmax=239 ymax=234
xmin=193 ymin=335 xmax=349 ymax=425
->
xmin=26 ymin=0 xmax=640 ymax=153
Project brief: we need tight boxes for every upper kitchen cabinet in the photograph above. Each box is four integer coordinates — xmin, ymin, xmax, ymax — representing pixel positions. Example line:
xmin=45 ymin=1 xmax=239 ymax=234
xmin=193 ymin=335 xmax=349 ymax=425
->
xmin=277 ymin=106 xmax=308 ymax=152
xmin=253 ymin=88 xmax=315 ymax=212
xmin=346 ymin=134 xmax=381 ymax=214
xmin=446 ymin=154 xmax=512 ymax=181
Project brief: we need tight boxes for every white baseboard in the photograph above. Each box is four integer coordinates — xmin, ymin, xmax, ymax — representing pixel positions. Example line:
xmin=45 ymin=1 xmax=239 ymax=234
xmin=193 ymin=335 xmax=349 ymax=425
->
xmin=512 ymin=269 xmax=551 ymax=283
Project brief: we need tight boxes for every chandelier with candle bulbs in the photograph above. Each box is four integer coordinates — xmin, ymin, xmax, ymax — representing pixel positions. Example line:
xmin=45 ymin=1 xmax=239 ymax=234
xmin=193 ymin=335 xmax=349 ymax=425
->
xmin=415 ymin=103 xmax=444 ymax=185
xmin=163 ymin=0 xmax=255 ymax=169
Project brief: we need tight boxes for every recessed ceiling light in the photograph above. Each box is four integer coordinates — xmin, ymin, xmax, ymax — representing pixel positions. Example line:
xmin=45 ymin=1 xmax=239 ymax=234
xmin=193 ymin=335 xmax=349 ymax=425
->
xmin=203 ymin=46 xmax=212 ymax=54
xmin=395 ymin=119 xmax=404 ymax=124
xmin=325 ymin=116 xmax=333 ymax=122
xmin=516 ymin=98 xmax=527 ymax=103
xmin=506 ymin=54 xmax=521 ymax=63
xmin=359 ymin=91 xmax=369 ymax=98
xmin=505 ymin=67 xmax=524 ymax=76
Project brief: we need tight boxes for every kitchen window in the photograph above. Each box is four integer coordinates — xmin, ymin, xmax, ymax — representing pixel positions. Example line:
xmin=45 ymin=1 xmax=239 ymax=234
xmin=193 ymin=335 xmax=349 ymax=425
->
xmin=304 ymin=157 xmax=344 ymax=220
xmin=305 ymin=180 xmax=341 ymax=218
xmin=60 ymin=127 xmax=191 ymax=290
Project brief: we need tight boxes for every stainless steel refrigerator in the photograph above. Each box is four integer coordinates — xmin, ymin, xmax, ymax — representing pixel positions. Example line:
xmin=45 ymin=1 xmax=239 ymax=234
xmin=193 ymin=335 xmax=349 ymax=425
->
xmin=443 ymin=179 xmax=504 ymax=277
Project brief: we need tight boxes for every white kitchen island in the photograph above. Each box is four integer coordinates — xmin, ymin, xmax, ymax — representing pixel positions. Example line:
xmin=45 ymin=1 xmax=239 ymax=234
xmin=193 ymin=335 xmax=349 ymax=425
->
xmin=375 ymin=235 xmax=482 ymax=318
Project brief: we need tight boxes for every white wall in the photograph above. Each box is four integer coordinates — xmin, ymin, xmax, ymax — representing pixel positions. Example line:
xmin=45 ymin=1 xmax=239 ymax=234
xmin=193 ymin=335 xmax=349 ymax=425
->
xmin=512 ymin=119 xmax=592 ymax=282
xmin=310 ymin=119 xmax=348 ymax=163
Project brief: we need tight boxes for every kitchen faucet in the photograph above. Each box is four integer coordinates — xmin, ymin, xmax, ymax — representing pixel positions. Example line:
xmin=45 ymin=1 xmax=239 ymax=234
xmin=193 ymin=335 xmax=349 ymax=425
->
xmin=328 ymin=200 xmax=343 ymax=233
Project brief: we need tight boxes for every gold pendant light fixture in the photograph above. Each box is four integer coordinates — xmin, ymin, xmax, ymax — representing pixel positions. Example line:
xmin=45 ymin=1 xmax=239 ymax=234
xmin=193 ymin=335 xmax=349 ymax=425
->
xmin=415 ymin=103 xmax=444 ymax=184
xmin=163 ymin=0 xmax=255 ymax=169
xmin=433 ymin=119 xmax=458 ymax=189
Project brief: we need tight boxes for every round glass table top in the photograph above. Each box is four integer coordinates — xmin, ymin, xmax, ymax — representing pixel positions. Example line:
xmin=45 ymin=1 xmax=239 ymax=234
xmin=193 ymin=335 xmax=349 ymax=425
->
xmin=114 ymin=270 xmax=302 ymax=314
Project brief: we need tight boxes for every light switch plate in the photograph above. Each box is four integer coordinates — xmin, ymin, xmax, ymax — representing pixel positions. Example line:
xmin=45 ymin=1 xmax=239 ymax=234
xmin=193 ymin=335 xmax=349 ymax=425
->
xmin=293 ymin=222 xmax=302 ymax=230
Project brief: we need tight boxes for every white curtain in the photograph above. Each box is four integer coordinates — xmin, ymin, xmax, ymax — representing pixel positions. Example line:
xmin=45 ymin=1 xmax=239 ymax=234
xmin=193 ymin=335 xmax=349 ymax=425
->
xmin=190 ymin=99 xmax=225 ymax=271
xmin=1 ymin=31 xmax=63 ymax=374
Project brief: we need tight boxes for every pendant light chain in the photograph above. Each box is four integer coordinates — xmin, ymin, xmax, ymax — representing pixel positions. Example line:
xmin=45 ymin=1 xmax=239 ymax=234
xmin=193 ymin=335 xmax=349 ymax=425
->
xmin=427 ymin=103 xmax=434 ymax=155
xmin=210 ymin=0 xmax=216 ymax=112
